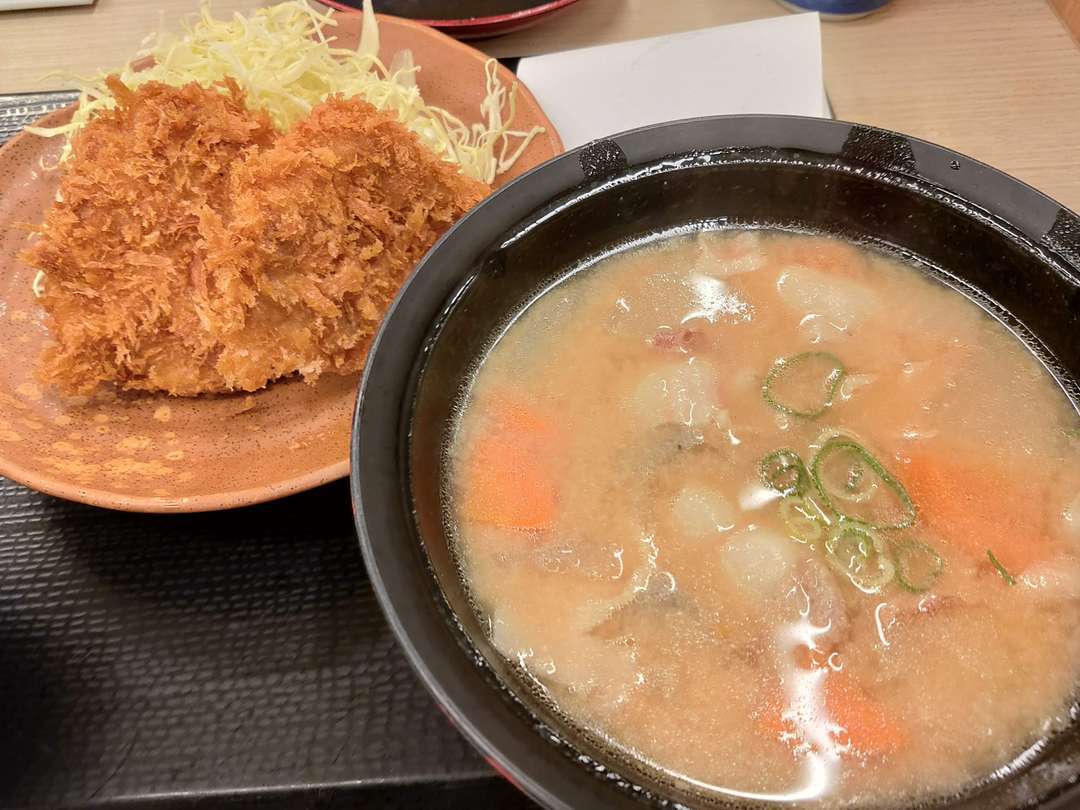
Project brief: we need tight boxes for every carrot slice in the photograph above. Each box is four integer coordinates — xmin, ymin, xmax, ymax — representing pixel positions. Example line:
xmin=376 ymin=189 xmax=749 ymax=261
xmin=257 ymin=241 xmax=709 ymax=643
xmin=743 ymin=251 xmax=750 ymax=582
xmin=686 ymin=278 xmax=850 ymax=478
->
xmin=459 ymin=394 xmax=558 ymax=532
xmin=756 ymin=668 xmax=907 ymax=757
xmin=824 ymin=671 xmax=908 ymax=756
xmin=903 ymin=443 xmax=1048 ymax=574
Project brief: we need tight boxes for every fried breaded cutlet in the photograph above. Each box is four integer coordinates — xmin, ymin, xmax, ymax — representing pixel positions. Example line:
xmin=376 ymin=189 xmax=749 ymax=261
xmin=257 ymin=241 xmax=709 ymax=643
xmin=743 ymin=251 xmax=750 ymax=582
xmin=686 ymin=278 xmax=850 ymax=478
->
xmin=197 ymin=95 xmax=489 ymax=391
xmin=23 ymin=79 xmax=489 ymax=396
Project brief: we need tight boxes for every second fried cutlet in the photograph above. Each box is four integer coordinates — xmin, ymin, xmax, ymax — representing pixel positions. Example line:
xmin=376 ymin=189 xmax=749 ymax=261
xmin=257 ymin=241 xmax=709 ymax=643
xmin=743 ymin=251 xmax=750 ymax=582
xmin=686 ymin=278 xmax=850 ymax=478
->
xmin=199 ymin=95 xmax=489 ymax=392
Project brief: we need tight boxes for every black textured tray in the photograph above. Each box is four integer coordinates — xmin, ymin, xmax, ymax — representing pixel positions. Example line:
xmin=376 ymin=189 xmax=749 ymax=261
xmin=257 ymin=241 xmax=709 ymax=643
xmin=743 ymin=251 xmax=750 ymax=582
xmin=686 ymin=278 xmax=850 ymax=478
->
xmin=0 ymin=93 xmax=537 ymax=810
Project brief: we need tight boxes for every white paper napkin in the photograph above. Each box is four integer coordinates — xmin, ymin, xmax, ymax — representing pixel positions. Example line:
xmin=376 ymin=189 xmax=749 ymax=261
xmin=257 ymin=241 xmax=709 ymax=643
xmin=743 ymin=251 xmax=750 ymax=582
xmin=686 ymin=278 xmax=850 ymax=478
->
xmin=517 ymin=13 xmax=828 ymax=150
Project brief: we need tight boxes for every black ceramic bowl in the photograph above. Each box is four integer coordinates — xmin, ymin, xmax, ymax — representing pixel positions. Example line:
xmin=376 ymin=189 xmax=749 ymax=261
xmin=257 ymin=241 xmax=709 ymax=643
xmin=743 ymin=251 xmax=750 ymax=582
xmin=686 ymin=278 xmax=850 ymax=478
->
xmin=351 ymin=115 xmax=1080 ymax=809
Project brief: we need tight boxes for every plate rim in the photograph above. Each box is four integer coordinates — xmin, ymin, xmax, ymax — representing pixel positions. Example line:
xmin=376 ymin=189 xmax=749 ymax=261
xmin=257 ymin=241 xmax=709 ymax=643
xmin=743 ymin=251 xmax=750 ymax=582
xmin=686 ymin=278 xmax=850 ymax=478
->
xmin=321 ymin=0 xmax=580 ymax=29
xmin=0 ymin=454 xmax=351 ymax=513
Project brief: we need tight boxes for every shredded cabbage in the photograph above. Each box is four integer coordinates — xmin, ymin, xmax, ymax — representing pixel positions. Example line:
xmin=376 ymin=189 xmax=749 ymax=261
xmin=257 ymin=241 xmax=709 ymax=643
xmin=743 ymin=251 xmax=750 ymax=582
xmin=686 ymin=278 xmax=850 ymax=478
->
xmin=25 ymin=0 xmax=543 ymax=183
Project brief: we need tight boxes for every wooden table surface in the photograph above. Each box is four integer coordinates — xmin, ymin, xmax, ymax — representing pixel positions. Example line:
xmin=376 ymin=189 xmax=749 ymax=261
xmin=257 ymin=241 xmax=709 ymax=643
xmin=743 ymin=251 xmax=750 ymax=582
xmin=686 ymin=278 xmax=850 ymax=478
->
xmin=2 ymin=0 xmax=1079 ymax=211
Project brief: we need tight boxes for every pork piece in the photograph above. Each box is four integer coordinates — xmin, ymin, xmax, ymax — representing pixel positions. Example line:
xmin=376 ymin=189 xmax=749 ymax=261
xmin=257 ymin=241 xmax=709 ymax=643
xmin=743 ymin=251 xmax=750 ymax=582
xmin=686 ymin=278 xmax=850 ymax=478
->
xmin=25 ymin=78 xmax=276 ymax=395
xmin=198 ymin=95 xmax=489 ymax=391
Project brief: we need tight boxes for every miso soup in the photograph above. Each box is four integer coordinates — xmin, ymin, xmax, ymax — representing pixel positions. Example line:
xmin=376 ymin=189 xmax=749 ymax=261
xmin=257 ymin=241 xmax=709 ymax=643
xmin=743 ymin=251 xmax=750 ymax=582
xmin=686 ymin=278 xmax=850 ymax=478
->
xmin=447 ymin=230 xmax=1080 ymax=806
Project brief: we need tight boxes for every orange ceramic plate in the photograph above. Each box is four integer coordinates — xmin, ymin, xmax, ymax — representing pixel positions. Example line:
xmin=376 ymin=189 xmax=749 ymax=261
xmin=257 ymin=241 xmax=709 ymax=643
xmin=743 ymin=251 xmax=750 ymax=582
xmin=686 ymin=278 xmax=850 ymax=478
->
xmin=0 ymin=15 xmax=562 ymax=513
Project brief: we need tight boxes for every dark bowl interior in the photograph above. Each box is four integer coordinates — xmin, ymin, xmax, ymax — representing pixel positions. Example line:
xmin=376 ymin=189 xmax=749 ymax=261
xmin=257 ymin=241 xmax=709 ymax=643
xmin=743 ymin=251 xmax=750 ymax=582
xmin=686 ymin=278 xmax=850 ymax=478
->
xmin=352 ymin=115 xmax=1080 ymax=810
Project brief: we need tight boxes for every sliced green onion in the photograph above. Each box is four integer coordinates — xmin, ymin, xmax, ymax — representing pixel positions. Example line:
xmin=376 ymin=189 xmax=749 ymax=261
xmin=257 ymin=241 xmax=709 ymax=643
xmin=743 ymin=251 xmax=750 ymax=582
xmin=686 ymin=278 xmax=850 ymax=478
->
xmin=779 ymin=495 xmax=826 ymax=543
xmin=987 ymin=549 xmax=1016 ymax=586
xmin=760 ymin=449 xmax=811 ymax=497
xmin=824 ymin=523 xmax=895 ymax=593
xmin=1064 ymin=427 xmax=1080 ymax=440
xmin=892 ymin=538 xmax=944 ymax=592
xmin=811 ymin=438 xmax=916 ymax=530
xmin=762 ymin=351 xmax=846 ymax=419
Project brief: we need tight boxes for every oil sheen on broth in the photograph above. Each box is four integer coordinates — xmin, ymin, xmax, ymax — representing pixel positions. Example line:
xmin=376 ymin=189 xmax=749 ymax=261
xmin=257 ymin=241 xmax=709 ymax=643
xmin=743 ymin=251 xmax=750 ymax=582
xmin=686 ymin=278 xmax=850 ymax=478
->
xmin=447 ymin=230 xmax=1080 ymax=806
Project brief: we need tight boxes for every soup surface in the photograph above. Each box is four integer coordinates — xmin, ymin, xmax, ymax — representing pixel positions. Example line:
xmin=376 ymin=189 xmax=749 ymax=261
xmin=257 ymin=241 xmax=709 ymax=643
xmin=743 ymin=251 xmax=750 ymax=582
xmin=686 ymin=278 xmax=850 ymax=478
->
xmin=447 ymin=230 xmax=1080 ymax=806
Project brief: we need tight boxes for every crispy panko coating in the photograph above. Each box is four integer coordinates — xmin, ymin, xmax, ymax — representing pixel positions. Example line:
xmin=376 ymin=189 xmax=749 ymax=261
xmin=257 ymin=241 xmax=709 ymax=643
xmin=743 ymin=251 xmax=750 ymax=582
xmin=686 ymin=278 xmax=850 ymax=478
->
xmin=23 ymin=80 xmax=489 ymax=396
xmin=25 ymin=77 xmax=276 ymax=396
xmin=198 ymin=95 xmax=489 ymax=391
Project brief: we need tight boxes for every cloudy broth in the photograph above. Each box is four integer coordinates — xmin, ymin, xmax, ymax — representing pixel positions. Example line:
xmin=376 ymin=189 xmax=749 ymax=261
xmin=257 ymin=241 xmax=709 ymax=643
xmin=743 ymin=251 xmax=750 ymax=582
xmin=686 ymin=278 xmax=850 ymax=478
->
xmin=447 ymin=229 xmax=1080 ymax=806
